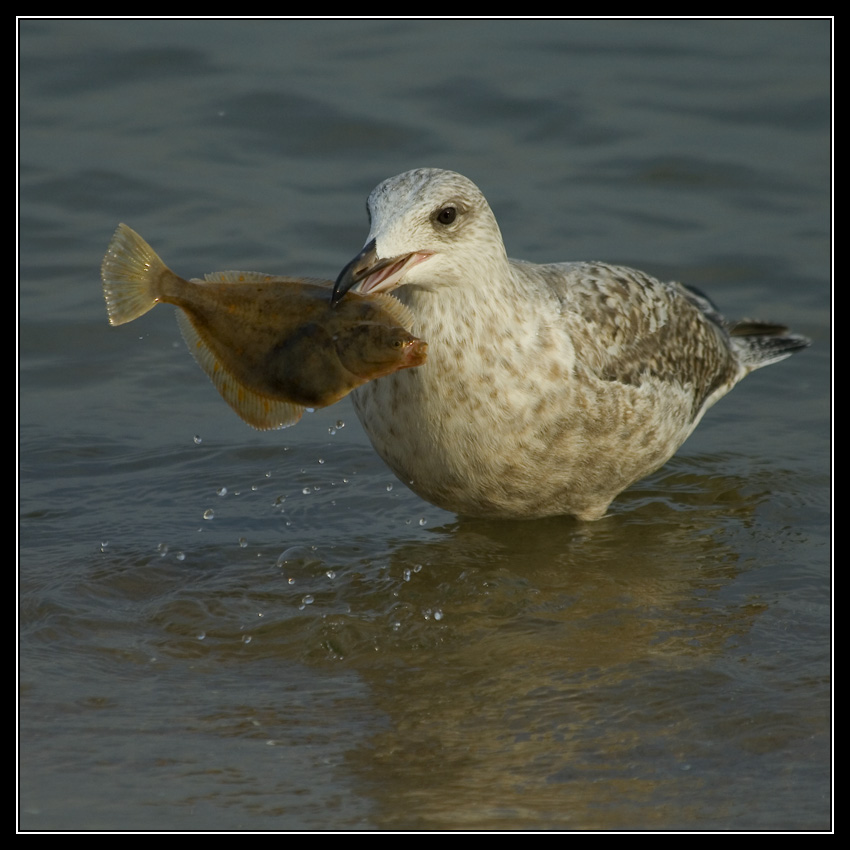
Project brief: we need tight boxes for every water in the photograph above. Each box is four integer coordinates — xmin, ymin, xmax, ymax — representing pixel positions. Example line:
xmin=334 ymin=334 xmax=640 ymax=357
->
xmin=19 ymin=19 xmax=830 ymax=830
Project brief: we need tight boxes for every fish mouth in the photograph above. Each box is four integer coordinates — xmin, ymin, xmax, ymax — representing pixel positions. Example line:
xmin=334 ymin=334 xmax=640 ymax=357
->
xmin=403 ymin=339 xmax=428 ymax=368
xmin=331 ymin=238 xmax=432 ymax=305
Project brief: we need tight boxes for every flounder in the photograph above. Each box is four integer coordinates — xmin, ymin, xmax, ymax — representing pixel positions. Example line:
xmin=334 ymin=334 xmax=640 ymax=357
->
xmin=101 ymin=224 xmax=427 ymax=429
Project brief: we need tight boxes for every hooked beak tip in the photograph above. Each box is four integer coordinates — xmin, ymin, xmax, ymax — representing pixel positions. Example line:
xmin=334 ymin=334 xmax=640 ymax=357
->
xmin=330 ymin=238 xmax=378 ymax=306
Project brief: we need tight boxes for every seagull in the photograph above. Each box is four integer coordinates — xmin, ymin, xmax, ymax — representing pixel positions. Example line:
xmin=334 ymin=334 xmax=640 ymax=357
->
xmin=330 ymin=168 xmax=809 ymax=520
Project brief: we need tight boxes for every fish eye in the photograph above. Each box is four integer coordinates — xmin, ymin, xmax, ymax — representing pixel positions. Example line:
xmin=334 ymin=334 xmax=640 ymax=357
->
xmin=434 ymin=206 xmax=457 ymax=226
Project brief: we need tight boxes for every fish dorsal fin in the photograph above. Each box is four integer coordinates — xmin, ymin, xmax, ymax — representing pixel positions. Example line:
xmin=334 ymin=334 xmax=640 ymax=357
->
xmin=198 ymin=270 xmax=334 ymax=289
xmin=200 ymin=270 xmax=278 ymax=284
xmin=175 ymin=309 xmax=304 ymax=430
xmin=369 ymin=292 xmax=417 ymax=332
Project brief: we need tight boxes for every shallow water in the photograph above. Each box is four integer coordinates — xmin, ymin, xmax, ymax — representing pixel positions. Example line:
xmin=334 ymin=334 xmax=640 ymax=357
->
xmin=19 ymin=19 xmax=830 ymax=831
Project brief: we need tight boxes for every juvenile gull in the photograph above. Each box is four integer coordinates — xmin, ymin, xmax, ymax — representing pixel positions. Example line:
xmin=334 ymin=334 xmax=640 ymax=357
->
xmin=331 ymin=168 xmax=809 ymax=520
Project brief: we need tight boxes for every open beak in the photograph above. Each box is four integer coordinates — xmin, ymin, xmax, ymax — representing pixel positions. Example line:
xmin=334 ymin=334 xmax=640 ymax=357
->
xmin=331 ymin=238 xmax=432 ymax=305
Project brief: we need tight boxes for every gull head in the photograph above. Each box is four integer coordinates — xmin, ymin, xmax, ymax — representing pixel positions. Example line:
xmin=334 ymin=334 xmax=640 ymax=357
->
xmin=331 ymin=168 xmax=506 ymax=305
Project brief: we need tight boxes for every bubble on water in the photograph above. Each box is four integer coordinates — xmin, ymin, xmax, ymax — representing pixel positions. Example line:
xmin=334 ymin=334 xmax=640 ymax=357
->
xmin=203 ymin=509 xmax=214 ymax=521
xmin=197 ymin=631 xmax=206 ymax=640
xmin=433 ymin=609 xmax=443 ymax=621
xmin=242 ymin=634 xmax=252 ymax=644
xmin=217 ymin=486 xmax=228 ymax=497
xmin=403 ymin=568 xmax=411 ymax=582
xmin=276 ymin=545 xmax=320 ymax=568
xmin=386 ymin=483 xmax=393 ymax=492
xmin=157 ymin=543 xmax=168 ymax=557
xmin=238 ymin=537 xmax=248 ymax=548
xmin=326 ymin=570 xmax=336 ymax=580
xmin=318 ymin=458 xmax=325 ymax=465
xmin=193 ymin=435 xmax=202 ymax=445
xmin=175 ymin=551 xmax=186 ymax=561
xmin=418 ymin=518 xmax=427 ymax=526
xmin=301 ymin=594 xmax=314 ymax=606
xmin=302 ymin=487 xmax=311 ymax=495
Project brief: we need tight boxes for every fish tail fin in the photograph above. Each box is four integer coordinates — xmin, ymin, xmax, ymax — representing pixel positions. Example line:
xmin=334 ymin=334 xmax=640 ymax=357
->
xmin=101 ymin=223 xmax=171 ymax=326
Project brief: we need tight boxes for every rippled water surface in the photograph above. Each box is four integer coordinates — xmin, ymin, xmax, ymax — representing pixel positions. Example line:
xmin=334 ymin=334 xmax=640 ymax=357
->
xmin=19 ymin=19 xmax=830 ymax=830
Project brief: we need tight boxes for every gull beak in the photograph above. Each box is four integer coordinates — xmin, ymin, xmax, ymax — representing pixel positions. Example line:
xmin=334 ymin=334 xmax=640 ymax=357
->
xmin=331 ymin=238 xmax=432 ymax=306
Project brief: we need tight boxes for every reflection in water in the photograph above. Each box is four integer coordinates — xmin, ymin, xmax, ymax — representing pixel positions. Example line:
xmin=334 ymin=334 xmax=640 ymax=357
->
xmin=331 ymin=466 xmax=768 ymax=829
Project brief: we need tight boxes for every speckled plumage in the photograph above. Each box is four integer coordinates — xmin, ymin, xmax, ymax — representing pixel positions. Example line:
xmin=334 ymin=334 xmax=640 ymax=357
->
xmin=332 ymin=169 xmax=809 ymax=520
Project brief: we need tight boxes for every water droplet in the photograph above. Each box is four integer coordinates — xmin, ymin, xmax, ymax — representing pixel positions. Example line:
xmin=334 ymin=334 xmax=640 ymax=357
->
xmin=203 ymin=509 xmax=214 ymax=520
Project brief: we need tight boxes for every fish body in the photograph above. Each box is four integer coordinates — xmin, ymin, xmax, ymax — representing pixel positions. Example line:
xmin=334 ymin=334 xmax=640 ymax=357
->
xmin=331 ymin=168 xmax=810 ymax=520
xmin=101 ymin=224 xmax=427 ymax=429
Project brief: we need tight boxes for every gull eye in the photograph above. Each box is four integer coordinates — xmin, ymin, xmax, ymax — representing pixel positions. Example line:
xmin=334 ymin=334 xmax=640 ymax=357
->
xmin=434 ymin=206 xmax=457 ymax=226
